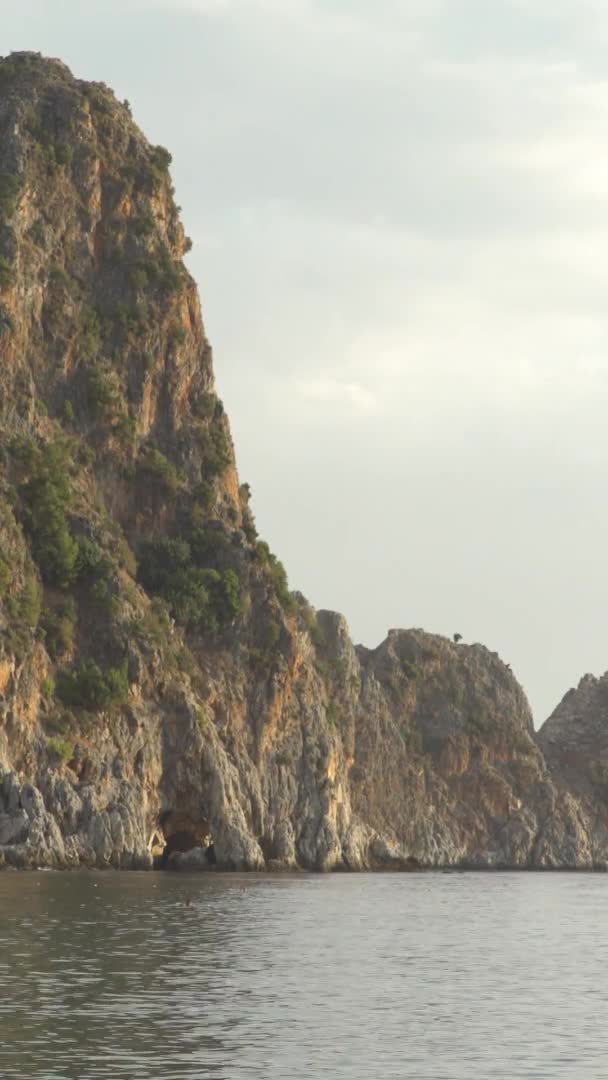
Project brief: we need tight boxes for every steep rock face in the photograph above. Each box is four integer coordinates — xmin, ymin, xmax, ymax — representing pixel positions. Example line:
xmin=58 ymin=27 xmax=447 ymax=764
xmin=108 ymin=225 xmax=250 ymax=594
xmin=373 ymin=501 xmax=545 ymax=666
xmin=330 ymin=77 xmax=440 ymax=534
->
xmin=0 ymin=53 xmax=605 ymax=872
xmin=537 ymin=675 xmax=608 ymax=860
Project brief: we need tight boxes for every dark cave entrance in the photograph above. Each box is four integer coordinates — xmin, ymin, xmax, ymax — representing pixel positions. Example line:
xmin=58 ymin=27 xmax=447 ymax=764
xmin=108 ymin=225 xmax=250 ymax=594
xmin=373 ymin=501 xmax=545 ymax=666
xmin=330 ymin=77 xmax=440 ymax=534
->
xmin=159 ymin=831 xmax=216 ymax=868
xmin=154 ymin=811 xmax=216 ymax=869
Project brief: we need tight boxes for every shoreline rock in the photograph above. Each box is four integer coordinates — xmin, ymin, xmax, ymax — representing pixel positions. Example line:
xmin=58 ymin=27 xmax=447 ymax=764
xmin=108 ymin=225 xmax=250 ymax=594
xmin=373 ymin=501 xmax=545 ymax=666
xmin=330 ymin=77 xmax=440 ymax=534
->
xmin=1 ymin=53 xmax=608 ymax=875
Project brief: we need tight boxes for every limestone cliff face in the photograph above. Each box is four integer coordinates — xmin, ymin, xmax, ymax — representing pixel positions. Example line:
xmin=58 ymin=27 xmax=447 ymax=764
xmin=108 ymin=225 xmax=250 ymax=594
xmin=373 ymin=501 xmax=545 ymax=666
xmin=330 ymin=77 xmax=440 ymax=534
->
xmin=537 ymin=675 xmax=608 ymax=861
xmin=0 ymin=53 xmax=606 ymax=872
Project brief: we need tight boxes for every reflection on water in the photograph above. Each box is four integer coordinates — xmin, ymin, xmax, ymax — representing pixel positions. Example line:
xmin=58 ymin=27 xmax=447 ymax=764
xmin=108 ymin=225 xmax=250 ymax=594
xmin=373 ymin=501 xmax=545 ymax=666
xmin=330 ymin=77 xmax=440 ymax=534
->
xmin=1 ymin=870 xmax=607 ymax=1078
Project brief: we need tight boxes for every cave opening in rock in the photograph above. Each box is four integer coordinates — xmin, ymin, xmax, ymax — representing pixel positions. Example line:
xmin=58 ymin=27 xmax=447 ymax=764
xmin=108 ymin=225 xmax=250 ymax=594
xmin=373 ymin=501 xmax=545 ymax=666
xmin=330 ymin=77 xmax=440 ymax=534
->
xmin=155 ymin=810 xmax=216 ymax=869
xmin=159 ymin=830 xmax=216 ymax=867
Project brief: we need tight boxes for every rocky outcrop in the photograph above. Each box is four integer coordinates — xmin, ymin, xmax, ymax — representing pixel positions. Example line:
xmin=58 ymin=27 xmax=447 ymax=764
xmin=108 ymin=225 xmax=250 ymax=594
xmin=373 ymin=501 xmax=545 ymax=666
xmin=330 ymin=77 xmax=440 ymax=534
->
xmin=535 ymin=674 xmax=608 ymax=865
xmin=1 ymin=52 xmax=608 ymax=873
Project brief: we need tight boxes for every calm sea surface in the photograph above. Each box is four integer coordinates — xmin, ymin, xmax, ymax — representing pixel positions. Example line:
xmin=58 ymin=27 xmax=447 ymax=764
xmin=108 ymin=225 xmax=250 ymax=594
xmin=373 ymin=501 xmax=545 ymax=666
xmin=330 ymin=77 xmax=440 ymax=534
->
xmin=0 ymin=870 xmax=606 ymax=1079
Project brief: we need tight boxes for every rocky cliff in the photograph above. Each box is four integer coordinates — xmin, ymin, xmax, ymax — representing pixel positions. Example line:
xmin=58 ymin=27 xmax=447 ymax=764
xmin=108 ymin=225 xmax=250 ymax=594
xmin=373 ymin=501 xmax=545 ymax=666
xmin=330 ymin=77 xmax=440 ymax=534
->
xmin=0 ymin=53 xmax=607 ymax=872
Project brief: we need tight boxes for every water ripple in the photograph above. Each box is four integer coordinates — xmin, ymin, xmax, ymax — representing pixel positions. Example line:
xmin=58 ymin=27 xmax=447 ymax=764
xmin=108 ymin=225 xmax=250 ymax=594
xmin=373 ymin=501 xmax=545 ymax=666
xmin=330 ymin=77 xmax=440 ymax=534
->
xmin=0 ymin=871 xmax=607 ymax=1078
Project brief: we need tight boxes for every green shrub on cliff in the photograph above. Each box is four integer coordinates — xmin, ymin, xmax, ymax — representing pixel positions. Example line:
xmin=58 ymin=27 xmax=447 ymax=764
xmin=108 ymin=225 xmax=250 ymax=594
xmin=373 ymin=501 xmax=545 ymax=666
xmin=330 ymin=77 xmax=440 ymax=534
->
xmin=76 ymin=538 xmax=113 ymax=583
xmin=46 ymin=736 xmax=73 ymax=764
xmin=196 ymin=422 xmax=231 ymax=478
xmin=4 ymin=572 xmax=41 ymax=656
xmin=221 ymin=568 xmax=242 ymax=619
xmin=147 ymin=145 xmax=173 ymax=188
xmin=132 ymin=211 xmax=155 ymax=237
xmin=168 ymin=323 xmax=186 ymax=347
xmin=137 ymin=535 xmax=242 ymax=630
xmin=151 ymin=145 xmax=172 ymax=171
xmin=86 ymin=364 xmax=120 ymax=418
xmin=41 ymin=597 xmax=76 ymax=660
xmin=145 ymin=246 xmax=183 ymax=295
xmin=129 ymin=266 xmax=148 ymax=291
xmin=255 ymin=541 xmax=295 ymax=612
xmin=402 ymin=660 xmax=420 ymax=680
xmin=107 ymin=299 xmax=150 ymax=342
xmin=12 ymin=439 xmax=79 ymax=588
xmin=137 ymin=447 xmax=181 ymax=495
xmin=57 ymin=658 xmax=128 ymax=711
xmin=137 ymin=536 xmax=218 ymax=628
xmin=249 ymin=616 xmax=281 ymax=666
xmin=14 ymin=573 xmax=41 ymax=629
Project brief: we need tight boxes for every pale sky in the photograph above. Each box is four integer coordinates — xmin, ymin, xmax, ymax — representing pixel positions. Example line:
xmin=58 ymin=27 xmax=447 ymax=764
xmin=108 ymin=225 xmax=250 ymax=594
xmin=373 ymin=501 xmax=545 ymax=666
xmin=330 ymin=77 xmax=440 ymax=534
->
xmin=5 ymin=0 xmax=608 ymax=723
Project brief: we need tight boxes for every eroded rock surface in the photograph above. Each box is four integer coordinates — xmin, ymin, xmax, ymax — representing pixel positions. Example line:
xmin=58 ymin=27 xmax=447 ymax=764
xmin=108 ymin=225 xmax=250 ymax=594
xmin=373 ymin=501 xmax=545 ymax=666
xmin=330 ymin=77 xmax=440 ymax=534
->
xmin=1 ymin=53 xmax=607 ymax=872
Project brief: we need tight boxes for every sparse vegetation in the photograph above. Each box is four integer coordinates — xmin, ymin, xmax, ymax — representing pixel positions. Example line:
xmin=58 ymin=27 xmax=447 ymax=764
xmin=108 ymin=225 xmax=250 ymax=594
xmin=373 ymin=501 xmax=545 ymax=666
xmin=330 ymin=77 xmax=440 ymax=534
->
xmin=86 ymin=364 xmax=121 ymax=418
xmin=132 ymin=211 xmax=155 ymax=237
xmin=151 ymin=145 xmax=172 ymax=171
xmin=0 ymin=172 xmax=20 ymax=219
xmin=111 ymin=299 xmax=150 ymax=340
xmin=194 ymin=392 xmax=216 ymax=421
xmin=195 ymin=704 xmax=211 ymax=735
xmin=116 ymin=535 xmax=137 ymax=577
xmin=15 ymin=573 xmax=42 ymax=630
xmin=129 ymin=266 xmax=148 ymax=291
xmin=146 ymin=246 xmax=183 ymax=295
xmin=0 ymin=303 xmax=14 ymax=336
xmin=84 ymin=85 xmax=112 ymax=115
xmin=256 ymin=541 xmax=295 ymax=612
xmin=239 ymin=481 xmax=258 ymax=542
xmin=169 ymin=323 xmax=186 ymax=347
xmin=11 ymin=439 xmax=79 ymax=587
xmin=257 ymin=617 xmax=281 ymax=655
xmin=402 ymin=660 xmax=420 ymax=680
xmin=41 ymin=597 xmax=76 ymax=660
xmin=0 ymin=59 xmax=20 ymax=87
xmin=76 ymin=538 xmax=113 ymax=584
xmin=221 ymin=569 xmax=241 ymax=619
xmin=56 ymin=658 xmax=129 ymax=711
xmin=53 ymin=142 xmax=73 ymax=167
xmin=326 ymin=701 xmax=339 ymax=727
xmin=131 ymin=597 xmax=172 ymax=649
xmin=0 ymin=256 xmax=15 ymax=290
xmin=307 ymin=614 xmax=326 ymax=650
xmin=75 ymin=539 xmax=119 ymax=612
xmin=78 ymin=306 xmax=101 ymax=357
xmin=137 ymin=448 xmax=181 ymax=495
xmin=0 ymin=556 xmax=12 ymax=597
xmin=46 ymin=736 xmax=73 ymax=764
xmin=137 ymin=534 xmax=242 ymax=631
xmin=196 ymin=422 xmax=231 ymax=478
xmin=147 ymin=145 xmax=172 ymax=187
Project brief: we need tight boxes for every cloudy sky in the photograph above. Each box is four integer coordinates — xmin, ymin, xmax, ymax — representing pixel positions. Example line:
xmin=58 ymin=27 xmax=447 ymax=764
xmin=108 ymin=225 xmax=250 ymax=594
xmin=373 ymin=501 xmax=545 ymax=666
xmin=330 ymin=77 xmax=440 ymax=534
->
xmin=5 ymin=1 xmax=608 ymax=722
